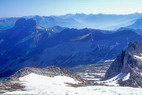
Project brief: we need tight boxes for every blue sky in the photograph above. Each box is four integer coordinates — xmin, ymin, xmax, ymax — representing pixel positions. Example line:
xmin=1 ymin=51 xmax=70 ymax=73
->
xmin=0 ymin=0 xmax=142 ymax=17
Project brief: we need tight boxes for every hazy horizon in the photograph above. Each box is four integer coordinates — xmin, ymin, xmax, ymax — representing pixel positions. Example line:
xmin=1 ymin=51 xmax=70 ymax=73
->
xmin=1 ymin=12 xmax=142 ymax=18
xmin=0 ymin=0 xmax=142 ymax=17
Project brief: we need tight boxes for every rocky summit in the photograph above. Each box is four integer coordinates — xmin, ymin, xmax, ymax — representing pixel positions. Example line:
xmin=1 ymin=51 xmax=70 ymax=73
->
xmin=104 ymin=41 xmax=142 ymax=87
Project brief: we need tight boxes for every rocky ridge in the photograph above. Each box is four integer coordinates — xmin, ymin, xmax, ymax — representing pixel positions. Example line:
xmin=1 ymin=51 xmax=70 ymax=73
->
xmin=104 ymin=41 xmax=142 ymax=87
xmin=0 ymin=66 xmax=87 ymax=93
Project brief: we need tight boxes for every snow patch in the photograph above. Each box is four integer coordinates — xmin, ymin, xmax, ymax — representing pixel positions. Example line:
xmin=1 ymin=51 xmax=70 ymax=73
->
xmin=134 ymin=54 xmax=142 ymax=60
xmin=19 ymin=73 xmax=79 ymax=89
xmin=4 ymin=73 xmax=142 ymax=95
xmin=106 ymin=73 xmax=130 ymax=82
xmin=104 ymin=59 xmax=114 ymax=63
xmin=102 ymin=73 xmax=130 ymax=86
xmin=122 ymin=73 xmax=130 ymax=81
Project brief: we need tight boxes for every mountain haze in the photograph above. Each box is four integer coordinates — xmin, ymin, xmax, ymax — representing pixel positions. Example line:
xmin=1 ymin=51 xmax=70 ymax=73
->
xmin=1 ymin=13 xmax=142 ymax=30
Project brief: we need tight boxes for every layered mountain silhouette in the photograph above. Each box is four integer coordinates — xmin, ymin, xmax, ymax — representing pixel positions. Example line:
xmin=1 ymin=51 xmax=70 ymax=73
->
xmin=128 ymin=19 xmax=142 ymax=29
xmin=0 ymin=18 xmax=142 ymax=77
xmin=1 ymin=13 xmax=142 ymax=30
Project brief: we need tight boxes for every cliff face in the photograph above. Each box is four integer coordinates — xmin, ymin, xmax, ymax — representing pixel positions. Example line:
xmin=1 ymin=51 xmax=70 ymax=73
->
xmin=104 ymin=42 xmax=142 ymax=87
xmin=104 ymin=51 xmax=125 ymax=79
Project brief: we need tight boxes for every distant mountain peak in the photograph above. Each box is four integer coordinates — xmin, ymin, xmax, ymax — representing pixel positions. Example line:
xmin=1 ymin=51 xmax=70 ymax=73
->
xmin=14 ymin=18 xmax=36 ymax=30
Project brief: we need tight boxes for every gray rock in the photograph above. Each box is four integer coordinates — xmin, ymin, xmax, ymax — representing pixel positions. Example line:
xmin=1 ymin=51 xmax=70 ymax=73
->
xmin=104 ymin=41 xmax=142 ymax=87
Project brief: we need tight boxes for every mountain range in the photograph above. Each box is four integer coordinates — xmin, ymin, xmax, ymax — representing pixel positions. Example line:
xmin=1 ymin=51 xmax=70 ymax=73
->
xmin=1 ymin=13 xmax=142 ymax=95
xmin=1 ymin=13 xmax=142 ymax=30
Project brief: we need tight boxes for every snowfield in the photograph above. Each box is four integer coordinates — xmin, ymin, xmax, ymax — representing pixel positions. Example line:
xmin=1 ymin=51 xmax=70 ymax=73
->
xmin=4 ymin=73 xmax=142 ymax=95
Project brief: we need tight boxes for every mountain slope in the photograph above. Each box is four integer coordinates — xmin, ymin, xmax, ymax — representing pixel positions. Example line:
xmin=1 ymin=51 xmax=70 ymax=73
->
xmin=128 ymin=18 xmax=142 ymax=29
xmin=104 ymin=42 xmax=142 ymax=87
xmin=0 ymin=18 xmax=55 ymax=77
xmin=18 ymin=29 xmax=142 ymax=67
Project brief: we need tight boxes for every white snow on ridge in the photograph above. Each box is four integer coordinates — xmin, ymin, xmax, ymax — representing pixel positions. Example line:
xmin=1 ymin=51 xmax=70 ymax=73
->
xmin=101 ymin=73 xmax=130 ymax=86
xmin=134 ymin=54 xmax=142 ymax=61
xmin=106 ymin=73 xmax=130 ymax=82
xmin=4 ymin=73 xmax=142 ymax=95
xmin=104 ymin=59 xmax=115 ymax=63
xmin=123 ymin=73 xmax=130 ymax=81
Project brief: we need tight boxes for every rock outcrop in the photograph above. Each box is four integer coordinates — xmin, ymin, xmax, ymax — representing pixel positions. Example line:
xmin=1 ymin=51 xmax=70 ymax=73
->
xmin=104 ymin=41 xmax=142 ymax=87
